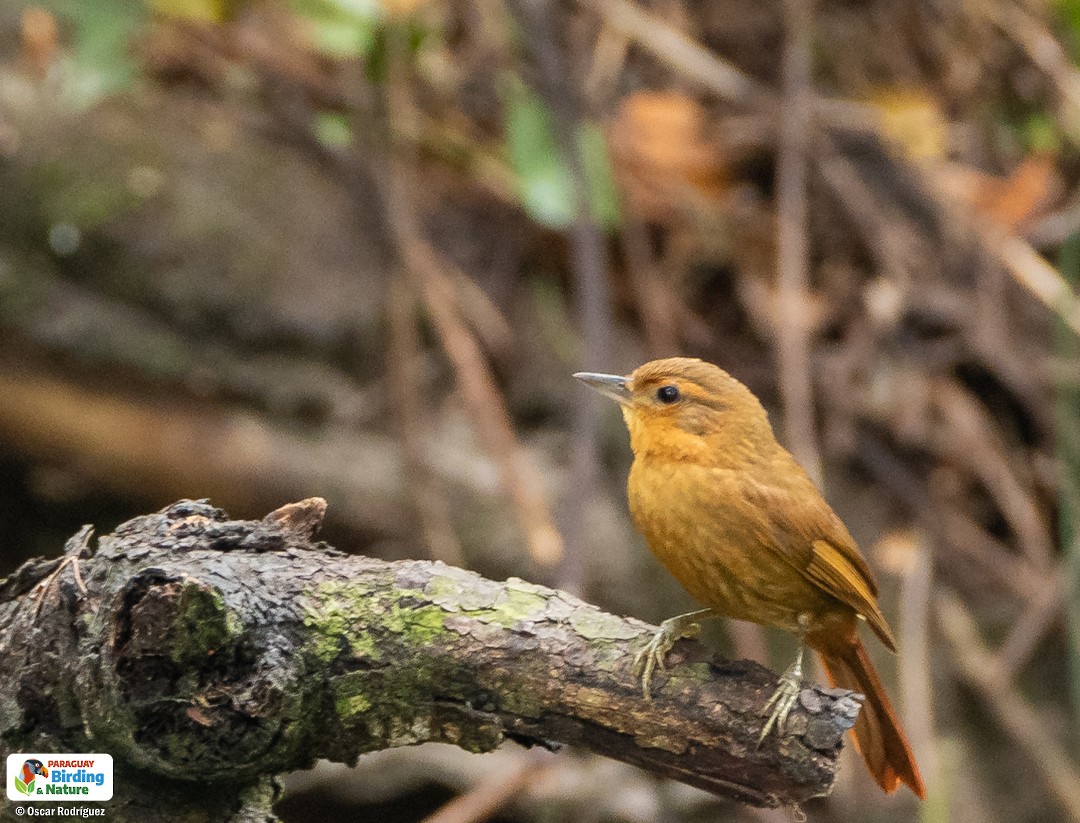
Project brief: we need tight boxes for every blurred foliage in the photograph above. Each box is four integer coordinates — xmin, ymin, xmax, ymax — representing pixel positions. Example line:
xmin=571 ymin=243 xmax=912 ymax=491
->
xmin=1060 ymin=231 xmax=1080 ymax=723
xmin=1060 ymin=0 xmax=1080 ymax=60
xmin=290 ymin=0 xmax=383 ymax=59
xmin=504 ymin=76 xmax=620 ymax=229
xmin=313 ymin=110 xmax=354 ymax=147
xmin=25 ymin=0 xmax=144 ymax=107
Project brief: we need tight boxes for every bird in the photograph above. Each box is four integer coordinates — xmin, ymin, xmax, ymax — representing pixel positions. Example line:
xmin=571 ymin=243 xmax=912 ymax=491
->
xmin=574 ymin=356 xmax=925 ymax=798
xmin=19 ymin=759 xmax=48 ymax=792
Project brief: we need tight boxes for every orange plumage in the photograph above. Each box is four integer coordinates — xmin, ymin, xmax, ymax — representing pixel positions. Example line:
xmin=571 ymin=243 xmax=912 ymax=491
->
xmin=575 ymin=357 xmax=925 ymax=798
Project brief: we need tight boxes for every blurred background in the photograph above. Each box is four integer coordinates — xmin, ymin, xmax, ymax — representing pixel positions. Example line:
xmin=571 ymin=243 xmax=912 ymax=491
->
xmin=0 ymin=0 xmax=1078 ymax=821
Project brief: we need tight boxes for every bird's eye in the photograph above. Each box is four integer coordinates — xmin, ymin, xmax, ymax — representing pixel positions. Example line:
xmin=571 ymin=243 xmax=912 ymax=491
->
xmin=657 ymin=385 xmax=681 ymax=403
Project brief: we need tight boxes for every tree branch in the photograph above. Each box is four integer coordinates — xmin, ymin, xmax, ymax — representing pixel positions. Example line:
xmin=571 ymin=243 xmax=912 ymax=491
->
xmin=0 ymin=500 xmax=860 ymax=821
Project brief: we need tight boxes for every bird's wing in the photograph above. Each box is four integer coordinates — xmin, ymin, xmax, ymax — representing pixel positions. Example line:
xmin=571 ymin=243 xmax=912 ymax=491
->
xmin=807 ymin=539 xmax=895 ymax=651
xmin=737 ymin=469 xmax=897 ymax=651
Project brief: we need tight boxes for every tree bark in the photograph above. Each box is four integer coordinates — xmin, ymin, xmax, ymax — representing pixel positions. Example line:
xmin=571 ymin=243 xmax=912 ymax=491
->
xmin=0 ymin=500 xmax=861 ymax=821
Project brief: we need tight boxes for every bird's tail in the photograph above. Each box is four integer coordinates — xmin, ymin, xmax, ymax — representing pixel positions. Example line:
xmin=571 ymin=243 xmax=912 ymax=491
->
xmin=807 ymin=630 xmax=926 ymax=799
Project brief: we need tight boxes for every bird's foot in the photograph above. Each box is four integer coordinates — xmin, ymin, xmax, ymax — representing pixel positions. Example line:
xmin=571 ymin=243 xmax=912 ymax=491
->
xmin=633 ymin=609 xmax=713 ymax=700
xmin=758 ymin=648 xmax=805 ymax=746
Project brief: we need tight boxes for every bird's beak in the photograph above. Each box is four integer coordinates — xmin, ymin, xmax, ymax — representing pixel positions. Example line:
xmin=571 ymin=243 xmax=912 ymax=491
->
xmin=573 ymin=372 xmax=632 ymax=406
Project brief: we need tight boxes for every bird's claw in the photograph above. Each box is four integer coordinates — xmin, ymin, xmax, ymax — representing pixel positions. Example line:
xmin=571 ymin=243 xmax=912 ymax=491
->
xmin=758 ymin=651 xmax=804 ymax=746
xmin=632 ymin=628 xmax=674 ymax=699
xmin=632 ymin=611 xmax=708 ymax=700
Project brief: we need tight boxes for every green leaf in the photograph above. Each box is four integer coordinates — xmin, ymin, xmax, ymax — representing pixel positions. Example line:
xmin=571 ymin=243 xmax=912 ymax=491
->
xmin=288 ymin=0 xmax=382 ymax=59
xmin=152 ymin=0 xmax=227 ymax=23
xmin=577 ymin=121 xmax=620 ymax=230
xmin=15 ymin=776 xmax=28 ymax=795
xmin=313 ymin=112 xmax=353 ymax=148
xmin=32 ymin=0 xmax=145 ymax=107
xmin=503 ymin=77 xmax=620 ymax=230
xmin=1058 ymin=0 xmax=1080 ymax=60
xmin=505 ymin=78 xmax=574 ymax=227
xmin=1023 ymin=113 xmax=1060 ymax=154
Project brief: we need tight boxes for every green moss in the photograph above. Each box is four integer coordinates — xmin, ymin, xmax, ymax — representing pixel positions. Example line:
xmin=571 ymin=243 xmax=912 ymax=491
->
xmin=168 ymin=580 xmax=239 ymax=664
xmin=424 ymin=569 xmax=513 ymax=612
xmin=303 ymin=579 xmax=457 ymax=672
xmin=302 ymin=580 xmax=385 ymax=663
xmin=331 ymin=671 xmax=375 ymax=720
xmin=422 ymin=574 xmax=465 ymax=607
xmin=443 ymin=580 xmax=546 ymax=628
xmin=326 ymin=650 xmax=444 ymax=738
xmin=660 ymin=662 xmax=714 ymax=691
xmin=497 ymin=581 xmax=548 ymax=618
xmin=569 ymin=608 xmax=642 ymax=640
xmin=337 ymin=693 xmax=372 ymax=716
xmin=382 ymin=601 xmax=448 ymax=641
xmin=423 ymin=571 xmax=566 ymax=628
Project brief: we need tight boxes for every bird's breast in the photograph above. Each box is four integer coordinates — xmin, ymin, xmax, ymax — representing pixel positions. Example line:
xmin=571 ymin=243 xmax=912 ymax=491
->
xmin=627 ymin=458 xmax=835 ymax=631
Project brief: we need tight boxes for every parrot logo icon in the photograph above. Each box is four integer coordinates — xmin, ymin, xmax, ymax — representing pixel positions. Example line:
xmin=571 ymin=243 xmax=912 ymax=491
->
xmin=14 ymin=759 xmax=47 ymax=796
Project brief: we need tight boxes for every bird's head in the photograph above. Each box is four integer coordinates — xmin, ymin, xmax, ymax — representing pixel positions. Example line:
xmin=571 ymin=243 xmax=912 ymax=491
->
xmin=574 ymin=357 xmax=776 ymax=464
xmin=23 ymin=760 xmax=47 ymax=778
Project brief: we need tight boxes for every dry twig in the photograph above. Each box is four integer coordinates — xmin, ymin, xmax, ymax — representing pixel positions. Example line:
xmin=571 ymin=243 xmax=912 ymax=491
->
xmin=383 ymin=29 xmax=564 ymax=568
xmin=505 ymin=0 xmax=616 ymax=591
xmin=387 ymin=271 xmax=466 ymax=566
xmin=775 ymin=0 xmax=823 ymax=484
xmin=993 ymin=574 xmax=1064 ymax=679
xmin=937 ymin=590 xmax=1080 ymax=822
xmin=931 ymin=380 xmax=1054 ymax=565
xmin=420 ymin=750 xmax=556 ymax=823
xmin=582 ymin=0 xmax=767 ymax=105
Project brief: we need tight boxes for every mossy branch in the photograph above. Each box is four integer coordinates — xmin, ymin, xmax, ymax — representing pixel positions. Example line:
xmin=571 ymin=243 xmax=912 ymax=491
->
xmin=0 ymin=500 xmax=860 ymax=821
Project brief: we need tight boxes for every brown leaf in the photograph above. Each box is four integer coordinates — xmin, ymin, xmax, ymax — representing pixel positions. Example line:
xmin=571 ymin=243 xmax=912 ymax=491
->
xmin=608 ymin=90 xmax=727 ymax=217
xmin=20 ymin=7 xmax=59 ymax=77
